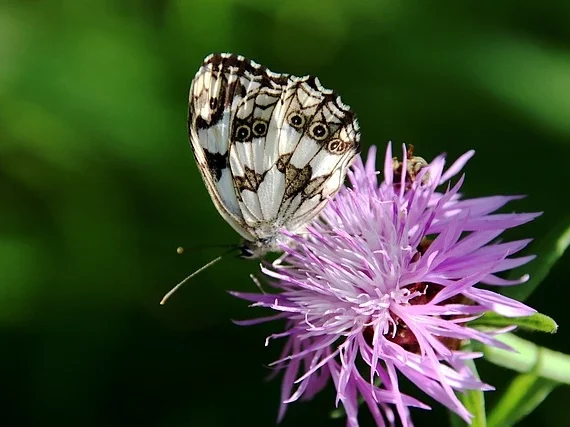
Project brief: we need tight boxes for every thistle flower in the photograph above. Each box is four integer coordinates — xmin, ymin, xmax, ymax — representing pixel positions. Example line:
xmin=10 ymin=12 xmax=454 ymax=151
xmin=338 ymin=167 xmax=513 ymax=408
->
xmin=232 ymin=143 xmax=541 ymax=427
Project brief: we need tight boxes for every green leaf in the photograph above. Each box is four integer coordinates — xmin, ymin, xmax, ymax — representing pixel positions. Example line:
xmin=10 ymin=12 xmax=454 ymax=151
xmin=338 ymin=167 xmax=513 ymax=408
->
xmin=475 ymin=333 xmax=570 ymax=385
xmin=502 ymin=216 xmax=570 ymax=301
xmin=449 ymin=355 xmax=487 ymax=427
xmin=469 ymin=312 xmax=558 ymax=334
xmin=488 ymin=373 xmax=557 ymax=427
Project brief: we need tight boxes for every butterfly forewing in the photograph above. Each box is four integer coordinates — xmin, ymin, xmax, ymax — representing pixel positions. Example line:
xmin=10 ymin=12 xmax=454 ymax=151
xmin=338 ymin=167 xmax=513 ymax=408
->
xmin=188 ymin=53 xmax=360 ymax=256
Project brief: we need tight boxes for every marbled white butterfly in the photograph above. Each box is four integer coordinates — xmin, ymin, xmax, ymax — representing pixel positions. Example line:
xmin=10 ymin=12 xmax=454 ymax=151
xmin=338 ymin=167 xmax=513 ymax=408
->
xmin=188 ymin=53 xmax=361 ymax=258
xmin=161 ymin=54 xmax=361 ymax=303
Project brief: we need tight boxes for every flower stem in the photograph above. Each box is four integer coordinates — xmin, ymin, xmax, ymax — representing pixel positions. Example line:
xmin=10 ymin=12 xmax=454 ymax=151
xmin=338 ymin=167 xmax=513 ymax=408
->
xmin=476 ymin=333 xmax=570 ymax=384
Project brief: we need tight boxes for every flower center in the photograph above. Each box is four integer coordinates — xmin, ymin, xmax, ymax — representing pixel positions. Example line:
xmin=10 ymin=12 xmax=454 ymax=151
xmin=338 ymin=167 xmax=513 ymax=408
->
xmin=362 ymin=282 xmax=468 ymax=353
xmin=363 ymin=237 xmax=470 ymax=354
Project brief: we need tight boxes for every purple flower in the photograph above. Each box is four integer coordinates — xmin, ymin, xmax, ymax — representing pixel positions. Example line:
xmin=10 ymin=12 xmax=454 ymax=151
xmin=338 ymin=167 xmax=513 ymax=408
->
xmin=231 ymin=143 xmax=540 ymax=427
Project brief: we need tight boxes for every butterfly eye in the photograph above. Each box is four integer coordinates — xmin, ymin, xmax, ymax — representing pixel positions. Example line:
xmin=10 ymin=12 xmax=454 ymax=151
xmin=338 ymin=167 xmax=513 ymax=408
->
xmin=239 ymin=246 xmax=256 ymax=259
xmin=209 ymin=97 xmax=218 ymax=110
xmin=235 ymin=124 xmax=252 ymax=142
xmin=287 ymin=112 xmax=306 ymax=129
xmin=252 ymin=119 xmax=268 ymax=137
xmin=309 ymin=122 xmax=329 ymax=141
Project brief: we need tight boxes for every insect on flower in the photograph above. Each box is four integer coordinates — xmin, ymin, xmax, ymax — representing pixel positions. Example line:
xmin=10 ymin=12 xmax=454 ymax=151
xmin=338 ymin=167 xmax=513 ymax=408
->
xmin=232 ymin=143 xmax=541 ymax=427
xmin=161 ymin=53 xmax=360 ymax=303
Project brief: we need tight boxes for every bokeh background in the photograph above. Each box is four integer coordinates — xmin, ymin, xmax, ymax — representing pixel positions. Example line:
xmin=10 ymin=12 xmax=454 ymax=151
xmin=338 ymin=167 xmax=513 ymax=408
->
xmin=2 ymin=1 xmax=569 ymax=426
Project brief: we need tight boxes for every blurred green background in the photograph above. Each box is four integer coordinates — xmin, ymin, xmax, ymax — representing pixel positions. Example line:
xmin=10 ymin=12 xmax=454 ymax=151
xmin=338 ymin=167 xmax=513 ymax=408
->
xmin=2 ymin=1 xmax=569 ymax=426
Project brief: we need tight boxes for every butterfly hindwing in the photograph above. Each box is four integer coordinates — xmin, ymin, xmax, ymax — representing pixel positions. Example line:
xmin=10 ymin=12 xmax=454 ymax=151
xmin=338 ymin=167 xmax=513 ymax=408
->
xmin=230 ymin=86 xmax=284 ymax=227
xmin=265 ymin=77 xmax=360 ymax=232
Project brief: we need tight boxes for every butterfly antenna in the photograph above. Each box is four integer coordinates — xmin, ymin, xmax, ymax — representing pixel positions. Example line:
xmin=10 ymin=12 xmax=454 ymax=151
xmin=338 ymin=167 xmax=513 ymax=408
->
xmin=175 ymin=244 xmax=235 ymax=255
xmin=160 ymin=255 xmax=223 ymax=305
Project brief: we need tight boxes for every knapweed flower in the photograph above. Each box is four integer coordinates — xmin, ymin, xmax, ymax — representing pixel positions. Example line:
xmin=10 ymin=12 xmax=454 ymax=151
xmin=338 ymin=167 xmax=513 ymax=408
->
xmin=231 ymin=143 xmax=540 ymax=427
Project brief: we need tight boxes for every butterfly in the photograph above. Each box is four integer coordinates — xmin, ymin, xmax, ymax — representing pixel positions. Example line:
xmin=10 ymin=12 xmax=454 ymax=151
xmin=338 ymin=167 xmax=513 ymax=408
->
xmin=161 ymin=54 xmax=361 ymax=304
xmin=188 ymin=53 xmax=361 ymax=259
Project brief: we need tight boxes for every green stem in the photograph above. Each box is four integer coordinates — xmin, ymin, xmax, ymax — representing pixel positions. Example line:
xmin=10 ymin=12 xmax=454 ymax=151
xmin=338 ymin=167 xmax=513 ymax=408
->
xmin=476 ymin=333 xmax=570 ymax=384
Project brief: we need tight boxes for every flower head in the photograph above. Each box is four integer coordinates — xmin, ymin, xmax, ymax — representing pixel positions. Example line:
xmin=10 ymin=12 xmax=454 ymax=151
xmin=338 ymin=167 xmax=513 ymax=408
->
xmin=232 ymin=143 xmax=540 ymax=426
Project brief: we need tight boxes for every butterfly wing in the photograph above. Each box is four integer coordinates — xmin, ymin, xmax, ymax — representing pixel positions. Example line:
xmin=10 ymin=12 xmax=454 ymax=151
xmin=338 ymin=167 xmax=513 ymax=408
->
xmin=189 ymin=53 xmax=360 ymax=252
xmin=188 ymin=53 xmax=285 ymax=241
xmin=228 ymin=71 xmax=361 ymax=240
xmin=275 ymin=77 xmax=361 ymax=232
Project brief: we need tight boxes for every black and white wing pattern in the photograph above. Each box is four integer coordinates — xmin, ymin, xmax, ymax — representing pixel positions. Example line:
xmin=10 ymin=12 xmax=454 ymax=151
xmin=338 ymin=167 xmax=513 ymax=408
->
xmin=188 ymin=53 xmax=360 ymax=258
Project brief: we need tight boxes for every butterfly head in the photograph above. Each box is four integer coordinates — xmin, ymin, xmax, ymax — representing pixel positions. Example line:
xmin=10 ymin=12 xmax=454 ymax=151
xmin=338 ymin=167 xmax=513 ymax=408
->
xmin=239 ymin=245 xmax=258 ymax=260
xmin=239 ymin=236 xmax=281 ymax=260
